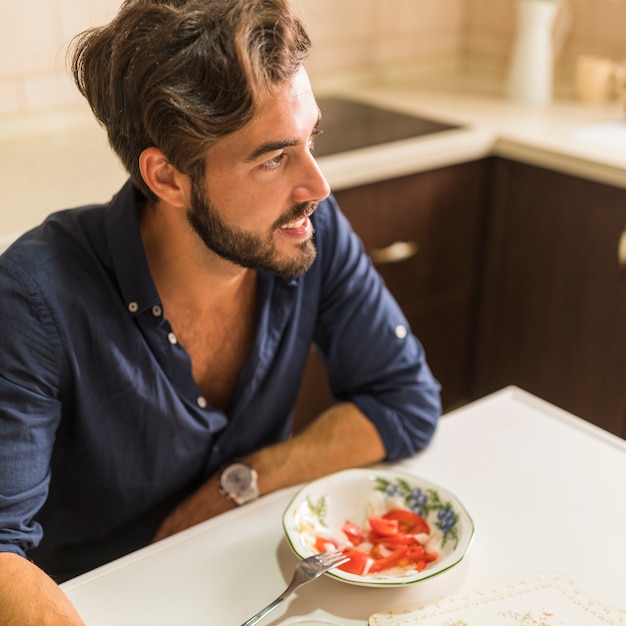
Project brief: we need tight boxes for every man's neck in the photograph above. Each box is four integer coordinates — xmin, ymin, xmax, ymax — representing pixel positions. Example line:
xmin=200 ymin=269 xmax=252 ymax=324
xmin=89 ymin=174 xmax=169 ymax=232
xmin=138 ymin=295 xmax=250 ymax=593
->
xmin=138 ymin=199 xmax=259 ymax=410
xmin=139 ymin=199 xmax=254 ymax=310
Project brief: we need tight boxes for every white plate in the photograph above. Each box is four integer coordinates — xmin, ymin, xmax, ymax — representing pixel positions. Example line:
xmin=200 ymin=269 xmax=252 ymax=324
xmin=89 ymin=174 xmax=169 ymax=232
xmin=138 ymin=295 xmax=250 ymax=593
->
xmin=282 ymin=468 xmax=475 ymax=588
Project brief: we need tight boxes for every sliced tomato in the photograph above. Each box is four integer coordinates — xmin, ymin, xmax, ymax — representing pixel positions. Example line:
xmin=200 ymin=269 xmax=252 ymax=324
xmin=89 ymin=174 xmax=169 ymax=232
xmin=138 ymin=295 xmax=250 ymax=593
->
xmin=314 ymin=536 xmax=338 ymax=553
xmin=338 ymin=550 xmax=371 ymax=576
xmin=403 ymin=544 xmax=426 ymax=563
xmin=404 ymin=546 xmax=439 ymax=571
xmin=368 ymin=516 xmax=399 ymax=538
xmin=424 ymin=551 xmax=439 ymax=563
xmin=382 ymin=509 xmax=430 ymax=535
xmin=316 ymin=509 xmax=439 ymax=578
xmin=374 ymin=533 xmax=418 ymax=547
xmin=369 ymin=547 xmax=408 ymax=573
xmin=341 ymin=520 xmax=364 ymax=546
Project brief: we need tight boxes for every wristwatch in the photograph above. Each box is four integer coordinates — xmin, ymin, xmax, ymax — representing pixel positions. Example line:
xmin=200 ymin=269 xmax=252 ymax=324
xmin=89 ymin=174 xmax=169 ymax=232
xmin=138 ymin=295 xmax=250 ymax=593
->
xmin=218 ymin=461 xmax=259 ymax=505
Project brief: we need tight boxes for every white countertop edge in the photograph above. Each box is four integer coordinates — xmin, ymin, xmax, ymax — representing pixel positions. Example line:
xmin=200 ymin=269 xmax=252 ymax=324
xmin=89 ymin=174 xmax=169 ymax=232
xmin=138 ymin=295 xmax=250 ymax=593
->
xmin=506 ymin=387 xmax=626 ymax=452
xmin=321 ymin=121 xmax=626 ymax=192
xmin=493 ymin=138 xmax=626 ymax=189
xmin=446 ymin=385 xmax=626 ymax=453
xmin=318 ymin=127 xmax=496 ymax=191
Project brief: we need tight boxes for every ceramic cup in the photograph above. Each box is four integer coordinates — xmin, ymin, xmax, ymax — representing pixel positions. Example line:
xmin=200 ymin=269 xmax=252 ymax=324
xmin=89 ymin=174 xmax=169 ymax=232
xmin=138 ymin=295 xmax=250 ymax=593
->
xmin=575 ymin=55 xmax=616 ymax=103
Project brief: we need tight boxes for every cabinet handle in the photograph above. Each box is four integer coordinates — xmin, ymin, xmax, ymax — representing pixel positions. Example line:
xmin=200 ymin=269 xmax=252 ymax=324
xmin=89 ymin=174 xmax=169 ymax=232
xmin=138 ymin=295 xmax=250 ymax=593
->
xmin=619 ymin=225 xmax=626 ymax=272
xmin=369 ymin=240 xmax=419 ymax=266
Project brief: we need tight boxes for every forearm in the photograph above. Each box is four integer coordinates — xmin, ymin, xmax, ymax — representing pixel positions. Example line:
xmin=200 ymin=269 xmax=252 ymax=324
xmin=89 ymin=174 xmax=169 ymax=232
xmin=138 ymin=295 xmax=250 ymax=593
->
xmin=246 ymin=402 xmax=386 ymax=494
xmin=153 ymin=403 xmax=385 ymax=541
xmin=0 ymin=552 xmax=85 ymax=625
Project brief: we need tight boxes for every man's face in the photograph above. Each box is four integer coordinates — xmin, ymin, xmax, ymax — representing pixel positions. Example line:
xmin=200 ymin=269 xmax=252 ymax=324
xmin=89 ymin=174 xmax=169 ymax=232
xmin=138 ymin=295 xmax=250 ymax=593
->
xmin=187 ymin=66 xmax=330 ymax=280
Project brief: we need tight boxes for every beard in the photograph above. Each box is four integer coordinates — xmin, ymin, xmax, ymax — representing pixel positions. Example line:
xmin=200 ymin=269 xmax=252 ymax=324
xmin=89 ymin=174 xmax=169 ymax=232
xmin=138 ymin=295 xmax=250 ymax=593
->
xmin=186 ymin=179 xmax=318 ymax=281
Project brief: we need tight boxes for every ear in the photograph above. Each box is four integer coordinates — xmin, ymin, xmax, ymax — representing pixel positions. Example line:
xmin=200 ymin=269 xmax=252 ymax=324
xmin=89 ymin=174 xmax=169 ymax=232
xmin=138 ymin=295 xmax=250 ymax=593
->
xmin=139 ymin=147 xmax=189 ymax=207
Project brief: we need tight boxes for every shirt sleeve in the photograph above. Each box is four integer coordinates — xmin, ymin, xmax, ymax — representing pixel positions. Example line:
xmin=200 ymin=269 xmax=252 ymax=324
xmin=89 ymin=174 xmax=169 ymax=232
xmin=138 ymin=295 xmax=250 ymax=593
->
xmin=0 ymin=256 xmax=62 ymax=557
xmin=312 ymin=195 xmax=441 ymax=460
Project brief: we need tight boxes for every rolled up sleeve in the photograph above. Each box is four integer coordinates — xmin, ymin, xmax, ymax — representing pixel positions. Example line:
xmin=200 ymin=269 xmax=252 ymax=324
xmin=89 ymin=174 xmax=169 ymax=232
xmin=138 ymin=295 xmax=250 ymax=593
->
xmin=0 ymin=258 xmax=62 ymax=557
xmin=313 ymin=196 xmax=441 ymax=460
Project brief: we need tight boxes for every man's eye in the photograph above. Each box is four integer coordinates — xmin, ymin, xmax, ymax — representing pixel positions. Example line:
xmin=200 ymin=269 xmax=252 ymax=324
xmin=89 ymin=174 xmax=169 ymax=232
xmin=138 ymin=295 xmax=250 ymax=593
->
xmin=261 ymin=153 xmax=286 ymax=170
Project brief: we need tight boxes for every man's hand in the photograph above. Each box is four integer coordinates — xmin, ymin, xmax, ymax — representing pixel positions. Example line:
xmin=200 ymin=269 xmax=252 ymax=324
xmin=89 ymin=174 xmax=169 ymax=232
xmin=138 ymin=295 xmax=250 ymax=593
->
xmin=152 ymin=402 xmax=386 ymax=542
xmin=0 ymin=552 xmax=85 ymax=625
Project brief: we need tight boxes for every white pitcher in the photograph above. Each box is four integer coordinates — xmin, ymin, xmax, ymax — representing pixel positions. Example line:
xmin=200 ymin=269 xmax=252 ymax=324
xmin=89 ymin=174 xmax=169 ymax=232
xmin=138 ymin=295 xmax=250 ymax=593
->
xmin=506 ymin=0 xmax=572 ymax=105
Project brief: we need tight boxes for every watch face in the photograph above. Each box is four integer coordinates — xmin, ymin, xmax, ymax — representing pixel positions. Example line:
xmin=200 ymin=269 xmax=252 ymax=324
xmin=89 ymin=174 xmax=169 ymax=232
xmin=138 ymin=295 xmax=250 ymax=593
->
xmin=220 ymin=462 xmax=258 ymax=505
xmin=222 ymin=463 xmax=253 ymax=493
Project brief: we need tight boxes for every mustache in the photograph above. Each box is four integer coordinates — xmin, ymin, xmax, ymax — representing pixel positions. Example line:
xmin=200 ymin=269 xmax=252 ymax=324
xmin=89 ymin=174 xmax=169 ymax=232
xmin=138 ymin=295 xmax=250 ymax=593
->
xmin=274 ymin=201 xmax=318 ymax=230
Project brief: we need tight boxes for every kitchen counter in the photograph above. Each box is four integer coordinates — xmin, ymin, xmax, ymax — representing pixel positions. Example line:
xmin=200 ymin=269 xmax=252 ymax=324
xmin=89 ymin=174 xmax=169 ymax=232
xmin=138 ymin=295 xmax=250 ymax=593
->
xmin=314 ymin=69 xmax=626 ymax=191
xmin=59 ymin=387 xmax=626 ymax=624
xmin=1 ymin=68 xmax=625 ymax=251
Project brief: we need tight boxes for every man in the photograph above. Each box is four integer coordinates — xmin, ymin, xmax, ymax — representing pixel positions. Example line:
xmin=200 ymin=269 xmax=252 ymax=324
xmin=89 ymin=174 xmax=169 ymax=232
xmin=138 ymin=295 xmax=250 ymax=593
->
xmin=0 ymin=0 xmax=441 ymax=623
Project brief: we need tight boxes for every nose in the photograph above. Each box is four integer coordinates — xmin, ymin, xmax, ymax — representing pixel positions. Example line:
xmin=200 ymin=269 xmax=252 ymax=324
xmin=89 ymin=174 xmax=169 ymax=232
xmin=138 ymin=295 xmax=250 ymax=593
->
xmin=292 ymin=152 xmax=331 ymax=204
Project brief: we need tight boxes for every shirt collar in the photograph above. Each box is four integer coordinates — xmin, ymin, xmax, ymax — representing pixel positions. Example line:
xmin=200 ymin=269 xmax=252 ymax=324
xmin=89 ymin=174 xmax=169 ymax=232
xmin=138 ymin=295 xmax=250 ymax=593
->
xmin=105 ymin=180 xmax=161 ymax=317
xmin=105 ymin=180 xmax=302 ymax=317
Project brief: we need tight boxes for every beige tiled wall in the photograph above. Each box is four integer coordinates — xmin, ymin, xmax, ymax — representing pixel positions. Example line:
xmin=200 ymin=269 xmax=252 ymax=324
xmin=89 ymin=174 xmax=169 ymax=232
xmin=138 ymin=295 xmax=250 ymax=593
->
xmin=0 ymin=0 xmax=466 ymax=115
xmin=0 ymin=0 xmax=124 ymax=114
xmin=1 ymin=0 xmax=625 ymax=116
xmin=295 ymin=0 xmax=466 ymax=77
xmin=465 ymin=0 xmax=626 ymax=76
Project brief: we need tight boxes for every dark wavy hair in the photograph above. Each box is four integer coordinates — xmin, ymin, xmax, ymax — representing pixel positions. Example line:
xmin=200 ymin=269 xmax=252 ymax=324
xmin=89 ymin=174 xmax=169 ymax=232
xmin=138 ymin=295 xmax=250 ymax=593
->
xmin=70 ymin=0 xmax=311 ymax=197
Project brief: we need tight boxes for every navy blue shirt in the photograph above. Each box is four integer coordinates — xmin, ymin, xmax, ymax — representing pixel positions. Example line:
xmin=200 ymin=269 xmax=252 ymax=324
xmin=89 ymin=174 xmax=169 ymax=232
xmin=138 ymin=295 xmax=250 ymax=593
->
xmin=0 ymin=181 xmax=440 ymax=581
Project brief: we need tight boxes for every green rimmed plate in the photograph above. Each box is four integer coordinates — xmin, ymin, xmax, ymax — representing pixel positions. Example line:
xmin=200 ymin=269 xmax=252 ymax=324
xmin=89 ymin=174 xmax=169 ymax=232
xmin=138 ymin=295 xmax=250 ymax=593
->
xmin=282 ymin=468 xmax=475 ymax=588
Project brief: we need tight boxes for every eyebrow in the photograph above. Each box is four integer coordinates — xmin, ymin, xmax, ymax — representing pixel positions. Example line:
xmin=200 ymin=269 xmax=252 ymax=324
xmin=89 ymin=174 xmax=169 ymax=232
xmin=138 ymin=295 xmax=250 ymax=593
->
xmin=245 ymin=139 xmax=300 ymax=162
xmin=244 ymin=111 xmax=322 ymax=162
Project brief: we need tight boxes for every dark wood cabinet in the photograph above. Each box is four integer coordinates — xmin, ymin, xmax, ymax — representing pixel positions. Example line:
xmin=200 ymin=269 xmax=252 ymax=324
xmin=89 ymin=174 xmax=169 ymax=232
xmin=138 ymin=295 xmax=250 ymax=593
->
xmin=292 ymin=160 xmax=490 ymax=432
xmin=294 ymin=156 xmax=626 ymax=439
xmin=471 ymin=158 xmax=626 ymax=438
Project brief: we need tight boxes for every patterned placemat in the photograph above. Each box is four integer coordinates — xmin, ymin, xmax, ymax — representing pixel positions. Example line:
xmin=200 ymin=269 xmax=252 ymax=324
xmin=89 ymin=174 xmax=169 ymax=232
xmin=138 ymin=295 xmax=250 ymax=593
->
xmin=369 ymin=572 xmax=625 ymax=626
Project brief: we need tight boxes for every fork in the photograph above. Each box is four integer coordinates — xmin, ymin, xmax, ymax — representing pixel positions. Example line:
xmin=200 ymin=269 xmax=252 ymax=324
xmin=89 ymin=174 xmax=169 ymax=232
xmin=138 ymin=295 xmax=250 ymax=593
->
xmin=240 ymin=551 xmax=349 ymax=626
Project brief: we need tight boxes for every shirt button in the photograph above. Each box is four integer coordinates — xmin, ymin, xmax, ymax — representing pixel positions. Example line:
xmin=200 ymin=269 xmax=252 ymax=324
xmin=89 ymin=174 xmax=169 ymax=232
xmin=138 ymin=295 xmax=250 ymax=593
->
xmin=197 ymin=396 xmax=208 ymax=409
xmin=167 ymin=332 xmax=178 ymax=345
xmin=152 ymin=305 xmax=162 ymax=317
xmin=128 ymin=301 xmax=139 ymax=313
xmin=394 ymin=324 xmax=408 ymax=339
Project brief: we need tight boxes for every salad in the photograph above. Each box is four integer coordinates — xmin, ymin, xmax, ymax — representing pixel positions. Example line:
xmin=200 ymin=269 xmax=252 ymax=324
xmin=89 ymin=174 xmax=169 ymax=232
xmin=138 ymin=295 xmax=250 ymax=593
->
xmin=314 ymin=508 xmax=440 ymax=576
xmin=285 ymin=470 xmax=472 ymax=587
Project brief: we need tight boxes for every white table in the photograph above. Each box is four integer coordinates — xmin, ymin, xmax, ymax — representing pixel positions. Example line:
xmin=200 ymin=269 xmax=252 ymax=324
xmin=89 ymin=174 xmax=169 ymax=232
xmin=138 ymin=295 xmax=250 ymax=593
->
xmin=61 ymin=387 xmax=626 ymax=624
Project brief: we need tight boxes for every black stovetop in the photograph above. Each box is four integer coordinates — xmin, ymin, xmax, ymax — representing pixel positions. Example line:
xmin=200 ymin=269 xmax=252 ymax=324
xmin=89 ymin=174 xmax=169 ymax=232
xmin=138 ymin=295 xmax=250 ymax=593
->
xmin=313 ymin=96 xmax=460 ymax=157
